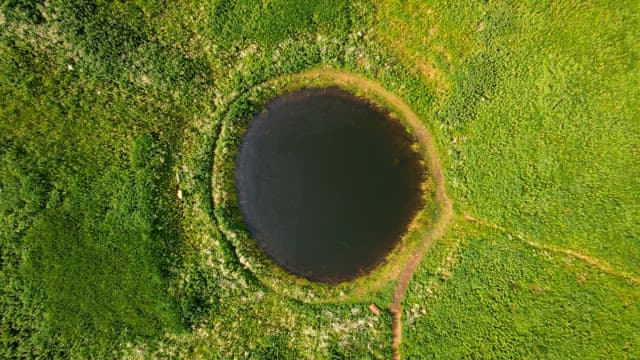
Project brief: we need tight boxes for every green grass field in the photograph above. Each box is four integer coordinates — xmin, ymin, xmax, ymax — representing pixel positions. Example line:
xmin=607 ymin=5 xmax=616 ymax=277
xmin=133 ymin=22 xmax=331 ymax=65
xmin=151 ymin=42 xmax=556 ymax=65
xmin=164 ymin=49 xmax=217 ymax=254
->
xmin=1 ymin=1 xmax=638 ymax=358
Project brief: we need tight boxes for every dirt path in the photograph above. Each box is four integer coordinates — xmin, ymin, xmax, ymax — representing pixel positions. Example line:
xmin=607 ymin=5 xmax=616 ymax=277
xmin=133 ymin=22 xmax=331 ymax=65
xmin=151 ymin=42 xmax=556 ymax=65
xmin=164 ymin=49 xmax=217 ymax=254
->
xmin=295 ymin=69 xmax=453 ymax=358
xmin=283 ymin=69 xmax=636 ymax=358
xmin=295 ymin=69 xmax=453 ymax=359
xmin=464 ymin=214 xmax=640 ymax=285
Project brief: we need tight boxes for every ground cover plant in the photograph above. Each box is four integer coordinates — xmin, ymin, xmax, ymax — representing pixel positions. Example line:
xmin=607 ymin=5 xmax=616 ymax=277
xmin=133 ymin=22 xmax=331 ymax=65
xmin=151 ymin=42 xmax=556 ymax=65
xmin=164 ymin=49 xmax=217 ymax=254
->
xmin=1 ymin=0 xmax=638 ymax=359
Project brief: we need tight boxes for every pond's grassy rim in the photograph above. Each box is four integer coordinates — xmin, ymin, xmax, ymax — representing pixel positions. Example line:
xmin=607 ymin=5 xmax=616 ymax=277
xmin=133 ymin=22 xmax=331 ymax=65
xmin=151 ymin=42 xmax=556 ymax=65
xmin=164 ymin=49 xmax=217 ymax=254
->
xmin=211 ymin=68 xmax=449 ymax=304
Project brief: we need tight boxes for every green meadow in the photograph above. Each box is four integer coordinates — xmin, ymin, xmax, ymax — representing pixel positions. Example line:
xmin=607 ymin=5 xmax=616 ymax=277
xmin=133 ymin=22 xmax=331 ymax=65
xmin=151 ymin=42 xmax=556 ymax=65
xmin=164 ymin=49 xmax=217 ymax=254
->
xmin=1 ymin=1 xmax=638 ymax=358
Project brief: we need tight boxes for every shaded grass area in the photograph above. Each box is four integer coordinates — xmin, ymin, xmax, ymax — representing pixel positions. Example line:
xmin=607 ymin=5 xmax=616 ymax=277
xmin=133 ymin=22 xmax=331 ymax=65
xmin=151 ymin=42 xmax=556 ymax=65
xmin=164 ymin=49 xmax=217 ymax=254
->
xmin=0 ymin=1 xmax=205 ymax=356
xmin=1 ymin=0 xmax=398 ymax=358
xmin=0 ymin=136 xmax=183 ymax=357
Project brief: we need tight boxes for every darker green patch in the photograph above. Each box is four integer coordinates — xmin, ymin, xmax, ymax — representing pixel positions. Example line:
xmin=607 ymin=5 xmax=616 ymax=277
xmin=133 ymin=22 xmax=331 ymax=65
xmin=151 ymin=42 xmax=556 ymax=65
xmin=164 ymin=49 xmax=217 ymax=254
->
xmin=208 ymin=0 xmax=352 ymax=48
xmin=10 ymin=136 xmax=182 ymax=356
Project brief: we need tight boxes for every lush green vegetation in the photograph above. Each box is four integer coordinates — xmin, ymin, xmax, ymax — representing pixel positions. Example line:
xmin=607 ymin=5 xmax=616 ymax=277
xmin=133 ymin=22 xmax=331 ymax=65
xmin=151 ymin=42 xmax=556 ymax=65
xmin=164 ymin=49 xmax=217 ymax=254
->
xmin=402 ymin=220 xmax=640 ymax=358
xmin=378 ymin=1 xmax=640 ymax=358
xmin=1 ymin=0 xmax=638 ymax=358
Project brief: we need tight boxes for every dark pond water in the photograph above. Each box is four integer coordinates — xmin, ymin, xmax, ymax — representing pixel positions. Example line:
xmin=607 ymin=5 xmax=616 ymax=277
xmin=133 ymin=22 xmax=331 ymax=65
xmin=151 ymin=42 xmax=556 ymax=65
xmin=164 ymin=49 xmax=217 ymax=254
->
xmin=235 ymin=87 xmax=425 ymax=283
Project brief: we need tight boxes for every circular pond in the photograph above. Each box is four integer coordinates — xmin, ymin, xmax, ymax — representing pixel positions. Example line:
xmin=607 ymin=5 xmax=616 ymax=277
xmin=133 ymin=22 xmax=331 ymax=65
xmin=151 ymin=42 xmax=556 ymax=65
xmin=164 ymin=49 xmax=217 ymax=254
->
xmin=235 ymin=87 xmax=424 ymax=283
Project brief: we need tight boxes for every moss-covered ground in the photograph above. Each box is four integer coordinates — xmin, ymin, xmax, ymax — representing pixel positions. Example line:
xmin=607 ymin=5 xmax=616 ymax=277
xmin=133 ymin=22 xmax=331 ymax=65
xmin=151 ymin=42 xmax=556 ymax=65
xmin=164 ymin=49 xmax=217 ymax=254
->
xmin=1 ymin=1 xmax=638 ymax=358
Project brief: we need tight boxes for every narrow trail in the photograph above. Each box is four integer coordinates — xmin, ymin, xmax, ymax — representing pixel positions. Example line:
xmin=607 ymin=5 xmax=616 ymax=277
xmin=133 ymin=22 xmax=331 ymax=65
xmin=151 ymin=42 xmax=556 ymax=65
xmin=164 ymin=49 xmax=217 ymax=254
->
xmin=388 ymin=195 xmax=452 ymax=359
xmin=463 ymin=214 xmax=640 ymax=285
xmin=298 ymin=69 xmax=453 ymax=359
